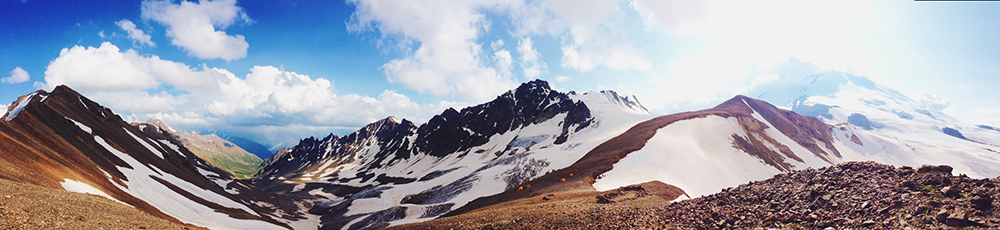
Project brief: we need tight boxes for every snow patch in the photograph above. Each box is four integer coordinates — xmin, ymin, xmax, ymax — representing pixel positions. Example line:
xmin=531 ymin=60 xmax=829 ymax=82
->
xmin=66 ymin=117 xmax=92 ymax=134
xmin=60 ymin=179 xmax=129 ymax=206
xmin=157 ymin=140 xmax=184 ymax=157
xmin=123 ymin=128 xmax=163 ymax=158
xmin=4 ymin=92 xmax=36 ymax=121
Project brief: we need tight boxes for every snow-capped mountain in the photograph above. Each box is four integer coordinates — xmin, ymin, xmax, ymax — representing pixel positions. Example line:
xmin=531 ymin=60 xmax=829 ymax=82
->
xmin=746 ymin=71 xmax=1000 ymax=178
xmin=254 ymin=80 xmax=655 ymax=229
xmin=0 ymin=86 xmax=314 ymax=229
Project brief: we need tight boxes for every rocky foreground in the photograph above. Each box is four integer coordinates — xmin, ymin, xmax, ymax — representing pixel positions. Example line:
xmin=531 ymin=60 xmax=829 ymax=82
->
xmin=0 ymin=178 xmax=196 ymax=229
xmin=660 ymin=161 xmax=999 ymax=229
xmin=397 ymin=161 xmax=1000 ymax=229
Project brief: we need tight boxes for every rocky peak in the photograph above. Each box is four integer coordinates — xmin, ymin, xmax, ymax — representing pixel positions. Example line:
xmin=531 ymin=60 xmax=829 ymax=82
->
xmin=413 ymin=79 xmax=592 ymax=157
xmin=717 ymin=95 xmax=841 ymax=160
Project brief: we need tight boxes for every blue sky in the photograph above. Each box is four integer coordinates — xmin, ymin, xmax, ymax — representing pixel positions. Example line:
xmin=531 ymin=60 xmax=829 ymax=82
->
xmin=2 ymin=0 xmax=1000 ymax=148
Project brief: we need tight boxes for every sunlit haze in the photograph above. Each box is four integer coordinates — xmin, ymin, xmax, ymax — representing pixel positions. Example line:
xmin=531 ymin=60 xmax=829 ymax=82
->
xmin=2 ymin=0 xmax=999 ymax=148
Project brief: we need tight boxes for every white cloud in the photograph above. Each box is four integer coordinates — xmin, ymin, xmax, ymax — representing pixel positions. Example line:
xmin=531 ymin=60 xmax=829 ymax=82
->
xmin=635 ymin=0 xmax=878 ymax=113
xmin=555 ymin=76 xmax=571 ymax=82
xmin=41 ymin=42 xmax=223 ymax=92
xmin=513 ymin=0 xmax=652 ymax=73
xmin=494 ymin=49 xmax=513 ymax=78
xmin=517 ymin=37 xmax=547 ymax=79
xmin=141 ymin=0 xmax=250 ymax=61
xmin=346 ymin=0 xmax=655 ymax=101
xmin=148 ymin=112 xmax=210 ymax=126
xmin=631 ymin=0 xmax=707 ymax=34
xmin=972 ymin=108 xmax=1000 ymax=127
xmin=749 ymin=73 xmax=780 ymax=90
xmin=39 ymin=42 xmax=461 ymax=146
xmin=115 ymin=19 xmax=155 ymax=47
xmin=347 ymin=0 xmax=519 ymax=102
xmin=2 ymin=67 xmax=30 ymax=84
xmin=98 ymin=30 xmax=106 ymax=39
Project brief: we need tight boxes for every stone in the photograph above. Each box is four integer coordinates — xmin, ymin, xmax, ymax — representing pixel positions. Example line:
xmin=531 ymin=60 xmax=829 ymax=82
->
xmin=946 ymin=208 xmax=969 ymax=226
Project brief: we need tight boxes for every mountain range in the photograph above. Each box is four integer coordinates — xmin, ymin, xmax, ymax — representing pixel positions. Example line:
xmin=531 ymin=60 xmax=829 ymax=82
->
xmin=1 ymin=73 xmax=999 ymax=229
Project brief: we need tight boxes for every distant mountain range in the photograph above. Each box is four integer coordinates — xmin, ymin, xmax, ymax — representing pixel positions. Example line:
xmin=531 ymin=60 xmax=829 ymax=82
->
xmin=203 ymin=130 xmax=277 ymax=160
xmin=2 ymin=75 xmax=999 ymax=229
xmin=138 ymin=119 xmax=263 ymax=179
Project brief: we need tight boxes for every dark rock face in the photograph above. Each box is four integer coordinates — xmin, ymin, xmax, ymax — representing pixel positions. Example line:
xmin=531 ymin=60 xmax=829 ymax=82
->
xmin=659 ymin=162 xmax=1000 ymax=229
xmin=253 ymin=117 xmax=418 ymax=189
xmin=943 ymin=127 xmax=967 ymax=140
xmin=254 ymin=80 xmax=593 ymax=189
xmin=847 ymin=113 xmax=875 ymax=130
xmin=413 ymin=80 xmax=591 ymax=157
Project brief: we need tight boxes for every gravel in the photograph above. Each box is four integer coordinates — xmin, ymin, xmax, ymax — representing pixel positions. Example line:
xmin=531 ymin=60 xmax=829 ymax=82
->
xmin=0 ymin=178 xmax=198 ymax=229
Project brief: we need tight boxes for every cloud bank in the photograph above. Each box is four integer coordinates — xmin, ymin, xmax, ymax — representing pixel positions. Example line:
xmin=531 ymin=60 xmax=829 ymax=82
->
xmin=39 ymin=42 xmax=463 ymax=146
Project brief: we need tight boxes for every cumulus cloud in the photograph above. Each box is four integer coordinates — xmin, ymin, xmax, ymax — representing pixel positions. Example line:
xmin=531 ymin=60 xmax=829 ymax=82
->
xmin=39 ymin=42 xmax=462 ymax=146
xmin=517 ymin=37 xmax=547 ymax=79
xmin=347 ymin=0 xmax=519 ymax=102
xmin=41 ymin=42 xmax=223 ymax=92
xmin=141 ymin=0 xmax=251 ymax=60
xmin=115 ymin=19 xmax=155 ymax=47
xmin=2 ymin=67 xmax=30 ymax=84
xmin=520 ymin=0 xmax=652 ymax=72
xmin=346 ymin=0 xmax=654 ymax=101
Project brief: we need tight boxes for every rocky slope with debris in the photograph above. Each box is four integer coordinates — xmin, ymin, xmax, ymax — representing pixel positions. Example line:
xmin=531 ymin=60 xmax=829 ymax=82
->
xmin=659 ymin=161 xmax=1000 ymax=229
xmin=0 ymin=177 xmax=195 ymax=229
xmin=397 ymin=162 xmax=1000 ymax=229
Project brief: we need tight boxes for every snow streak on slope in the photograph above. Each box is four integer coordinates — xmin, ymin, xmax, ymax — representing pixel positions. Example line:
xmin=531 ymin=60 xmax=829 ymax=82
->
xmin=256 ymin=80 xmax=655 ymax=229
xmin=3 ymin=91 xmax=38 ymax=121
xmin=748 ymin=71 xmax=1000 ymax=178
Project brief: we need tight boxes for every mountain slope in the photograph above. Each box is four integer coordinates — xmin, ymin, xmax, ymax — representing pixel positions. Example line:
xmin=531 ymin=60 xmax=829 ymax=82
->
xmin=0 ymin=86 xmax=314 ymax=229
xmin=747 ymin=71 xmax=1000 ymax=178
xmin=140 ymin=119 xmax=264 ymax=179
xmin=253 ymin=80 xmax=655 ymax=229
